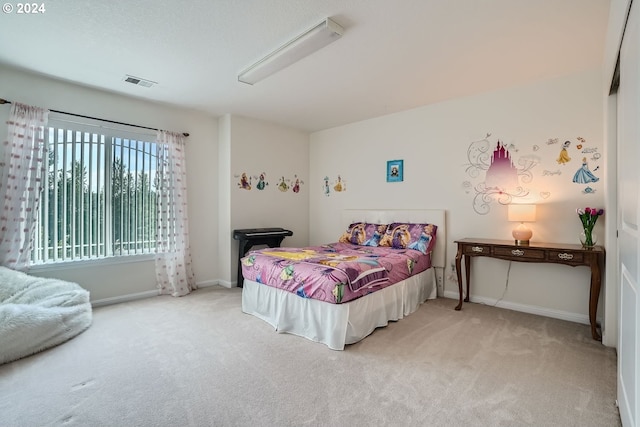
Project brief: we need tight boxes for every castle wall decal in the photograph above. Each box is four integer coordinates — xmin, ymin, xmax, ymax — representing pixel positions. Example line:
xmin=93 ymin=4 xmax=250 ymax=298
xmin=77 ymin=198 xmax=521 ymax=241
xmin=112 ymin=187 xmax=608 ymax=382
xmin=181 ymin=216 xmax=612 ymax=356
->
xmin=464 ymin=134 xmax=531 ymax=215
xmin=485 ymin=141 xmax=519 ymax=191
xmin=463 ymin=132 xmax=602 ymax=215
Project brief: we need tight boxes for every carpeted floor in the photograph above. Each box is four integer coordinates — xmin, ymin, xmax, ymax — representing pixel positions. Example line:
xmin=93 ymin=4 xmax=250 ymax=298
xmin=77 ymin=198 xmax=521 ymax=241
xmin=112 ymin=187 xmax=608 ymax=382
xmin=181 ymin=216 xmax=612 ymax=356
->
xmin=0 ymin=286 xmax=620 ymax=427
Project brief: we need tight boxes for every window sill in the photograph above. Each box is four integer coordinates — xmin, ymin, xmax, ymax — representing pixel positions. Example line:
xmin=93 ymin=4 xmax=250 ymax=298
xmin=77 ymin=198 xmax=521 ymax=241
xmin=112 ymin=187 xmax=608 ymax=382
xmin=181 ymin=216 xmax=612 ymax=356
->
xmin=28 ymin=253 xmax=155 ymax=272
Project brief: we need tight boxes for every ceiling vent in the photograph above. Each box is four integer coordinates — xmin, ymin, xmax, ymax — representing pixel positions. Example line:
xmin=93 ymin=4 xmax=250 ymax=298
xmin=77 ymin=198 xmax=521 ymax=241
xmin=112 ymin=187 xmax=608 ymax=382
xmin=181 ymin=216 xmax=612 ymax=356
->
xmin=123 ymin=75 xmax=156 ymax=88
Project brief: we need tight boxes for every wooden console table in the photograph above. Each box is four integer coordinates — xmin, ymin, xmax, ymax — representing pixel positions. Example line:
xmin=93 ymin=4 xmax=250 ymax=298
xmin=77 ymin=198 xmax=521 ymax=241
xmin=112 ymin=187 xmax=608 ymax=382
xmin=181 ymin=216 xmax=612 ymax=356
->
xmin=454 ymin=238 xmax=605 ymax=341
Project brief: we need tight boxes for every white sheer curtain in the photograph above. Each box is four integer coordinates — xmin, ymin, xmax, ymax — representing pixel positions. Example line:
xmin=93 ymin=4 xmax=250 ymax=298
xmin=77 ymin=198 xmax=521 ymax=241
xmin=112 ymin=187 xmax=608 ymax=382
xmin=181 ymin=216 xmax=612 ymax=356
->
xmin=155 ymin=130 xmax=196 ymax=296
xmin=0 ymin=102 xmax=49 ymax=269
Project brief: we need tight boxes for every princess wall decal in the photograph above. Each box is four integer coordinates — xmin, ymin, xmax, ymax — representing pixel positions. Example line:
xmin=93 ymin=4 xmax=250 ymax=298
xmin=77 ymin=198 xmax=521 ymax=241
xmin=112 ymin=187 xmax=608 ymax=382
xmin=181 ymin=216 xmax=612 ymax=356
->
xmin=278 ymin=176 xmax=289 ymax=192
xmin=572 ymin=157 xmax=599 ymax=184
xmin=255 ymin=173 xmax=268 ymax=190
xmin=556 ymin=140 xmax=571 ymax=165
xmin=238 ymin=172 xmax=251 ymax=190
xmin=292 ymin=176 xmax=305 ymax=193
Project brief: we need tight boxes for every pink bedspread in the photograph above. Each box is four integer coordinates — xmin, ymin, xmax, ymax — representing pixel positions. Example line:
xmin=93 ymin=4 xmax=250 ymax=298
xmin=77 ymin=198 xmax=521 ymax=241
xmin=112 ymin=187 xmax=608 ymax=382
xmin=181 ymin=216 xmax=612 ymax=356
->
xmin=240 ymin=242 xmax=432 ymax=304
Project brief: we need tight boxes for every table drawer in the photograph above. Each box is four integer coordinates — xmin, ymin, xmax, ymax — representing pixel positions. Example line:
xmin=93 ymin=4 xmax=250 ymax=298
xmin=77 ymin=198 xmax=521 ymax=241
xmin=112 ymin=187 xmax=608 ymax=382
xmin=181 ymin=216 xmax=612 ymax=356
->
xmin=493 ymin=246 xmax=545 ymax=260
xmin=548 ymin=250 xmax=584 ymax=263
xmin=462 ymin=244 xmax=492 ymax=255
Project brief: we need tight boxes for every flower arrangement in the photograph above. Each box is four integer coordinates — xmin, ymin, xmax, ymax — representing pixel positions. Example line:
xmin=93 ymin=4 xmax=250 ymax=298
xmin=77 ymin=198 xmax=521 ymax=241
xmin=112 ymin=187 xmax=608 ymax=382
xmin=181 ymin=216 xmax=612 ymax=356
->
xmin=577 ymin=207 xmax=604 ymax=247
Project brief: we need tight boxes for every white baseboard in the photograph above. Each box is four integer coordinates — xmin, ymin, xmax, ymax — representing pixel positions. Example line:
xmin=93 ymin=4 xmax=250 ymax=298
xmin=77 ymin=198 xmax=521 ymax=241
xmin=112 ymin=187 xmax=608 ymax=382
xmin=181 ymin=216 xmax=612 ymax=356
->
xmin=90 ymin=282 xmax=591 ymax=326
xmin=196 ymin=279 xmax=220 ymax=288
xmin=91 ymin=279 xmax=225 ymax=307
xmin=442 ymin=290 xmax=590 ymax=325
xmin=91 ymin=290 xmax=159 ymax=307
xmin=215 ymin=279 xmax=234 ymax=289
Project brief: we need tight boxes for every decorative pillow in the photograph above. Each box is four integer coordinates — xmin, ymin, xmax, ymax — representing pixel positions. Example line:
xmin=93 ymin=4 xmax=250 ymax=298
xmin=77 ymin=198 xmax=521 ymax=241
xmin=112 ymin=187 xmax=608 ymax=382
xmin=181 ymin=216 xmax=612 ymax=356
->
xmin=338 ymin=222 xmax=388 ymax=246
xmin=379 ymin=223 xmax=437 ymax=254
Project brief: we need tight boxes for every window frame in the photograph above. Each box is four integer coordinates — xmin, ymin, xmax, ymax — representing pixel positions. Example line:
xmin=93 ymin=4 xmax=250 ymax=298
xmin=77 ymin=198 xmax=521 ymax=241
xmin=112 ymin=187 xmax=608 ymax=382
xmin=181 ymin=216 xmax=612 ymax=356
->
xmin=31 ymin=117 xmax=159 ymax=266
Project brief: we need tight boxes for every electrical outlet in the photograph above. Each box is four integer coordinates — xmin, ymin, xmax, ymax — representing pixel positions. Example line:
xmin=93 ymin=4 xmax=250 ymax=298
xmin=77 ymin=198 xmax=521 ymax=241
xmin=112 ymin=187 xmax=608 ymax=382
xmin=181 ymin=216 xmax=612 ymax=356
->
xmin=446 ymin=261 xmax=458 ymax=284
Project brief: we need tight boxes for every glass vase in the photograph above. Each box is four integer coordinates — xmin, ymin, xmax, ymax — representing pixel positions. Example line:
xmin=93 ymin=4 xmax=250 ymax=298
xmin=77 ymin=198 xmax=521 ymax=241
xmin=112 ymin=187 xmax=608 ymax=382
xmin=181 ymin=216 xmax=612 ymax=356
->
xmin=580 ymin=229 xmax=597 ymax=248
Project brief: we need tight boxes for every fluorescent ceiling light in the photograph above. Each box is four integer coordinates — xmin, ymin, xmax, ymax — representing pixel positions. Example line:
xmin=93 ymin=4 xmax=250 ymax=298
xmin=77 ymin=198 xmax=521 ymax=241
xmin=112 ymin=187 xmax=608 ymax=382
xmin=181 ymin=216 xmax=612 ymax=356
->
xmin=238 ymin=17 xmax=344 ymax=85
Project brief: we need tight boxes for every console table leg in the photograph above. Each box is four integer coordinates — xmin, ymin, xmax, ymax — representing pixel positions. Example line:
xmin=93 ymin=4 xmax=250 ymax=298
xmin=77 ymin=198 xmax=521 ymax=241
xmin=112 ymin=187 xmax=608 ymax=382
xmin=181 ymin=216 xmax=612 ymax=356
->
xmin=589 ymin=257 xmax=602 ymax=341
xmin=455 ymin=246 xmax=464 ymax=310
xmin=464 ymin=254 xmax=470 ymax=303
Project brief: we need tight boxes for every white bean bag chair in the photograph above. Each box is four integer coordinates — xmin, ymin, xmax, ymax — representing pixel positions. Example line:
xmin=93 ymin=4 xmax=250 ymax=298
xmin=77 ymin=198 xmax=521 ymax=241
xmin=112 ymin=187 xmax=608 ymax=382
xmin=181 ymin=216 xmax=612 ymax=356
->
xmin=0 ymin=266 xmax=92 ymax=365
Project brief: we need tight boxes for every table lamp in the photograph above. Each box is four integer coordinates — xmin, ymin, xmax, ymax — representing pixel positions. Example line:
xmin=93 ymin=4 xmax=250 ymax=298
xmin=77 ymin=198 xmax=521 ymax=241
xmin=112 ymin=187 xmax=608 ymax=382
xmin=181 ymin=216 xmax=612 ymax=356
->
xmin=508 ymin=204 xmax=536 ymax=245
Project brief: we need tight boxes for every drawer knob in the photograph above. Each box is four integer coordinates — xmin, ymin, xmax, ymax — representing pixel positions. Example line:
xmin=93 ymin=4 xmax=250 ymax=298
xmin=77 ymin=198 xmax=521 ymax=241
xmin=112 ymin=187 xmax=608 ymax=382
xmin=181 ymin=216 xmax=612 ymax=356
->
xmin=558 ymin=253 xmax=574 ymax=260
xmin=511 ymin=249 xmax=524 ymax=256
xmin=471 ymin=246 xmax=484 ymax=253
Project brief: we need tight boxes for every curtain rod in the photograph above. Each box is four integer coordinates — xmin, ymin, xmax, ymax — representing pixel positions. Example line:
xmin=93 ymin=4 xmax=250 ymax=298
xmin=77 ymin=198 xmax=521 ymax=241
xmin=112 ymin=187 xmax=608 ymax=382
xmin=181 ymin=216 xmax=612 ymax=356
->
xmin=0 ymin=98 xmax=189 ymax=137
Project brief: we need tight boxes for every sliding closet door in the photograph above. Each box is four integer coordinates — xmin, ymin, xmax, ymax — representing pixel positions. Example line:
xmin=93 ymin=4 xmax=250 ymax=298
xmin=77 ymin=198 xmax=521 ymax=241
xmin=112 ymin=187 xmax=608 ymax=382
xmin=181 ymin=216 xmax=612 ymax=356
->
xmin=617 ymin=1 xmax=640 ymax=425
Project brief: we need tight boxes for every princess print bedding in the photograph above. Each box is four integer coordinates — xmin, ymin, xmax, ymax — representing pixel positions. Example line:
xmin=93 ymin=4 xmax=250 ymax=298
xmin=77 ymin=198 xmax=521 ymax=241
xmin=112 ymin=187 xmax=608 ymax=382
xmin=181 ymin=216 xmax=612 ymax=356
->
xmin=240 ymin=242 xmax=432 ymax=304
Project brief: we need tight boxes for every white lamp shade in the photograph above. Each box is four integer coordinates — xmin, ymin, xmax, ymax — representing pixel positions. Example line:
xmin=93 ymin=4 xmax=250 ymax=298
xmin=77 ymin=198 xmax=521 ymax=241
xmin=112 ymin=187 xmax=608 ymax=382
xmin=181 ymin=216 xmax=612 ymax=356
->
xmin=508 ymin=204 xmax=537 ymax=222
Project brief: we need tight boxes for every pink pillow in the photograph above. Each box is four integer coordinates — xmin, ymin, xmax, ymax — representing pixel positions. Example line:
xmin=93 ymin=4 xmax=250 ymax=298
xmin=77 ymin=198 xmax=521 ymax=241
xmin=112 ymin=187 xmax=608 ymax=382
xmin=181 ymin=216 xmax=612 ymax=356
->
xmin=339 ymin=223 xmax=388 ymax=246
xmin=379 ymin=223 xmax=437 ymax=254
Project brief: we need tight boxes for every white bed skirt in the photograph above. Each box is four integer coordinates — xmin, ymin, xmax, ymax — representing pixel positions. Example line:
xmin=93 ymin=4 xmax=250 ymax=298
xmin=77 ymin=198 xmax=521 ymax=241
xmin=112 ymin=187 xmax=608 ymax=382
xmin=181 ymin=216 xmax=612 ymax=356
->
xmin=241 ymin=267 xmax=437 ymax=350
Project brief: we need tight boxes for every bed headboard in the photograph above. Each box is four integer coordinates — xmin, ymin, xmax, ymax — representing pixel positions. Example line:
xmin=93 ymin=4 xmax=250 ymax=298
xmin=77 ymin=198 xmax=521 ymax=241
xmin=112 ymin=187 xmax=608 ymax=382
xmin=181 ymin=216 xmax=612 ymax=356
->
xmin=340 ymin=209 xmax=446 ymax=268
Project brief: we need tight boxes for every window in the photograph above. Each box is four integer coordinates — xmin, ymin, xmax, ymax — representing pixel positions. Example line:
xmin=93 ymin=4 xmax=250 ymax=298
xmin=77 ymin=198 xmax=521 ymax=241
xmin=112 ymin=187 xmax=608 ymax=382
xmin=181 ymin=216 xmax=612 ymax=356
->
xmin=32 ymin=120 xmax=158 ymax=263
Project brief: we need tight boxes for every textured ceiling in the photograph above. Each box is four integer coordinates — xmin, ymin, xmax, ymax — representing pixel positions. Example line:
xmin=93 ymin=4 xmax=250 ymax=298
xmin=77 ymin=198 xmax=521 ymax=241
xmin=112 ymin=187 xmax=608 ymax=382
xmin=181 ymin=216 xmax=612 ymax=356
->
xmin=0 ymin=0 xmax=610 ymax=132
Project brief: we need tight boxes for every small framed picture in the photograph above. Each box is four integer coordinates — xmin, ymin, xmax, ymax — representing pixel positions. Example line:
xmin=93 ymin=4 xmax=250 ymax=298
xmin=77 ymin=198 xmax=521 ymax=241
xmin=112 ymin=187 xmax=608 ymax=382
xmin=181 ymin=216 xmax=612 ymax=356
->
xmin=386 ymin=159 xmax=403 ymax=182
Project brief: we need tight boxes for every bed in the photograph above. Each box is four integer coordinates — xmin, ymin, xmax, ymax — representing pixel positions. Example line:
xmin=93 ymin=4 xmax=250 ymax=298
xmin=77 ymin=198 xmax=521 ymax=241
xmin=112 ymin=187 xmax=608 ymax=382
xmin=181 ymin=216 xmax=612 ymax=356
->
xmin=240 ymin=209 xmax=446 ymax=350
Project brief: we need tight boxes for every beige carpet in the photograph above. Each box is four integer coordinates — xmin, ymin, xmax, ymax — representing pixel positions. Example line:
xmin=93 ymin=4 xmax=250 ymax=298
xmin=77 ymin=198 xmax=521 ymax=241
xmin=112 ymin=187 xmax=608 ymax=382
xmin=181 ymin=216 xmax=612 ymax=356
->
xmin=0 ymin=286 xmax=620 ymax=427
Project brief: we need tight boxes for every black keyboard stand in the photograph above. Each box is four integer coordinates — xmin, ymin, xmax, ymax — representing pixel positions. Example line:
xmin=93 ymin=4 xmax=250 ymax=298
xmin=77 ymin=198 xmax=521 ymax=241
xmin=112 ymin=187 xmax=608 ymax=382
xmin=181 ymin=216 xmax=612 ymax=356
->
xmin=233 ymin=228 xmax=293 ymax=287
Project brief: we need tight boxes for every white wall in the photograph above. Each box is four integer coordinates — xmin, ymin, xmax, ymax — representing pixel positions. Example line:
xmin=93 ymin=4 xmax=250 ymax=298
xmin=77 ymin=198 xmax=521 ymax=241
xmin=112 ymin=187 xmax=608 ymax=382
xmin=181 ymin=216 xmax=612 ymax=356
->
xmin=0 ymin=64 xmax=219 ymax=303
xmin=310 ymin=68 xmax=606 ymax=325
xmin=0 ymin=66 xmax=310 ymax=297
xmin=218 ymin=115 xmax=233 ymax=286
xmin=0 ymin=63 xmax=610 ymax=330
xmin=218 ymin=114 xmax=309 ymax=286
